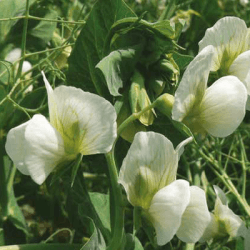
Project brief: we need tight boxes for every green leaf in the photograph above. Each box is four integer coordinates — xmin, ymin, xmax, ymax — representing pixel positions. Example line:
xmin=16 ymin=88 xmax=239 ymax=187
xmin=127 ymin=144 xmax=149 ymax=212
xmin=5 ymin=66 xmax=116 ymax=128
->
xmin=125 ymin=234 xmax=144 ymax=250
xmin=96 ymin=45 xmax=142 ymax=96
xmin=79 ymin=216 xmax=106 ymax=250
xmin=0 ymin=228 xmax=4 ymax=246
xmin=67 ymin=0 xmax=136 ymax=98
xmin=29 ymin=10 xmax=57 ymax=44
xmin=108 ymin=17 xmax=176 ymax=66
xmin=65 ymin=173 xmax=111 ymax=242
xmin=0 ymin=0 xmax=37 ymax=44
xmin=173 ymin=52 xmax=193 ymax=70
xmin=7 ymin=188 xmax=29 ymax=235
xmin=78 ymin=192 xmax=111 ymax=237
xmin=0 ymin=155 xmax=28 ymax=235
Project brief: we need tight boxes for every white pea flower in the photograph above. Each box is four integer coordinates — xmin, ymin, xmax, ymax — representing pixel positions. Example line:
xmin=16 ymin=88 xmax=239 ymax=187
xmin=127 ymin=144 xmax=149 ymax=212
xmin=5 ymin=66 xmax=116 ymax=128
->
xmin=199 ymin=16 xmax=250 ymax=109
xmin=118 ymin=132 xmax=211 ymax=245
xmin=5 ymin=48 xmax=32 ymax=74
xmin=201 ymin=186 xmax=247 ymax=241
xmin=240 ymin=0 xmax=249 ymax=7
xmin=172 ymin=45 xmax=247 ymax=138
xmin=5 ymin=72 xmax=117 ymax=185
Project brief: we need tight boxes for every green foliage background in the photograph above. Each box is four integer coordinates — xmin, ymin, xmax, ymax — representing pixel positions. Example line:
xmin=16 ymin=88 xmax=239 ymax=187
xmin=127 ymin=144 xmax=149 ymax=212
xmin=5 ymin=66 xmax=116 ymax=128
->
xmin=0 ymin=0 xmax=250 ymax=249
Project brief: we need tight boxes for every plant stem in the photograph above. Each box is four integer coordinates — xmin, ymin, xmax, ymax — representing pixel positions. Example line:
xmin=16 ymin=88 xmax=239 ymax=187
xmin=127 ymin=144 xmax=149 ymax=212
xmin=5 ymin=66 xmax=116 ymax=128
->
xmin=198 ymin=148 xmax=250 ymax=216
xmin=117 ymin=102 xmax=156 ymax=137
xmin=15 ymin=0 xmax=30 ymax=82
xmin=105 ymin=152 xmax=124 ymax=250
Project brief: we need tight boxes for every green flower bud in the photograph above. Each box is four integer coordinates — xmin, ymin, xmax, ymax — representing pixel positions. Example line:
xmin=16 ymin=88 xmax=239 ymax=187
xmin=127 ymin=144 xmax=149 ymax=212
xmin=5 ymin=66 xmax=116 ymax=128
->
xmin=129 ymin=70 xmax=155 ymax=126
xmin=154 ymin=93 xmax=174 ymax=118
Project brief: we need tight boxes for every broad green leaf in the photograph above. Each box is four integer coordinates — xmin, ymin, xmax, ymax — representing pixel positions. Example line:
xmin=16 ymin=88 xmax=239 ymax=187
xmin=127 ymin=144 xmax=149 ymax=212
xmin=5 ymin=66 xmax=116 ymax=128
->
xmin=0 ymin=0 xmax=37 ymax=44
xmin=79 ymin=216 xmax=106 ymax=250
xmin=78 ymin=192 xmax=111 ymax=237
xmin=29 ymin=10 xmax=57 ymax=44
xmin=65 ymin=173 xmax=111 ymax=242
xmin=67 ymin=0 xmax=136 ymax=98
xmin=125 ymin=234 xmax=144 ymax=250
xmin=96 ymin=45 xmax=142 ymax=96
xmin=89 ymin=192 xmax=111 ymax=233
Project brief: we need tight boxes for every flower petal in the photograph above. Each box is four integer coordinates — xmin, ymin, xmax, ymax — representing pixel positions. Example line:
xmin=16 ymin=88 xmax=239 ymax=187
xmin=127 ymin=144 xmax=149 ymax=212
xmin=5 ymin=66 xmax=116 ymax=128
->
xmin=199 ymin=76 xmax=247 ymax=137
xmin=5 ymin=120 xmax=31 ymax=175
xmin=213 ymin=186 xmax=247 ymax=238
xmin=42 ymin=71 xmax=58 ymax=127
xmin=6 ymin=114 xmax=65 ymax=185
xmin=172 ymin=45 xmax=215 ymax=121
xmin=213 ymin=185 xmax=228 ymax=206
xmin=229 ymin=50 xmax=250 ymax=95
xmin=176 ymin=186 xmax=211 ymax=243
xmin=148 ymin=180 xmax=190 ymax=246
xmin=199 ymin=213 xmax=218 ymax=242
xmin=42 ymin=72 xmax=117 ymax=156
xmin=199 ymin=17 xmax=249 ymax=71
xmin=118 ymin=132 xmax=189 ymax=209
xmin=52 ymin=85 xmax=117 ymax=155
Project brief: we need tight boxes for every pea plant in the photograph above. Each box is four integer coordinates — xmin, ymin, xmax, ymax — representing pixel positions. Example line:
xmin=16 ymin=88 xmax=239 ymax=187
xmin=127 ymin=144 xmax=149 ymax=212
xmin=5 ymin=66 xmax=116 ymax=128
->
xmin=0 ymin=0 xmax=250 ymax=249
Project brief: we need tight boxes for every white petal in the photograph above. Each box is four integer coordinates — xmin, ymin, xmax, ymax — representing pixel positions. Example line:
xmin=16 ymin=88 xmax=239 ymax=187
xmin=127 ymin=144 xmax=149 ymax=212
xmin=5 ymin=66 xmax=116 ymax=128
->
xmin=175 ymin=137 xmax=193 ymax=160
xmin=5 ymin=48 xmax=22 ymax=62
xmin=5 ymin=120 xmax=31 ymax=175
xmin=25 ymin=115 xmax=65 ymax=184
xmin=22 ymin=61 xmax=32 ymax=73
xmin=118 ymin=132 xmax=187 ymax=209
xmin=216 ymin=203 xmax=247 ymax=237
xmin=229 ymin=50 xmax=250 ymax=94
xmin=42 ymin=72 xmax=117 ymax=155
xmin=52 ymin=85 xmax=117 ymax=155
xmin=148 ymin=180 xmax=190 ymax=246
xmin=199 ymin=76 xmax=247 ymax=137
xmin=199 ymin=213 xmax=219 ymax=242
xmin=213 ymin=186 xmax=247 ymax=238
xmin=213 ymin=185 xmax=228 ymax=205
xmin=199 ymin=17 xmax=249 ymax=71
xmin=42 ymin=71 xmax=58 ymax=126
xmin=176 ymin=186 xmax=211 ymax=243
xmin=6 ymin=114 xmax=65 ymax=185
xmin=172 ymin=45 xmax=215 ymax=121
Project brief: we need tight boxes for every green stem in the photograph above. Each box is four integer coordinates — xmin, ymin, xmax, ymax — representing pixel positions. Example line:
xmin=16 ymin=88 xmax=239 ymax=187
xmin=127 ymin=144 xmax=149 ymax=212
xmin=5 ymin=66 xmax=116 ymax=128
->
xmin=15 ymin=0 xmax=29 ymax=82
xmin=185 ymin=243 xmax=195 ymax=250
xmin=105 ymin=152 xmax=124 ymax=250
xmin=0 ymin=244 xmax=81 ymax=250
xmin=0 ymin=16 xmax=85 ymax=24
xmin=198 ymin=148 xmax=250 ymax=216
xmin=117 ymin=102 xmax=156 ymax=137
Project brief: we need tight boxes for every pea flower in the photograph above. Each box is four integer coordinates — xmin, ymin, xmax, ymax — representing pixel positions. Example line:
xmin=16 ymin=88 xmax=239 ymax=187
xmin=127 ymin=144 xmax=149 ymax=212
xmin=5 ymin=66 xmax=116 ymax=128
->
xmin=199 ymin=16 xmax=250 ymax=109
xmin=201 ymin=186 xmax=247 ymax=241
xmin=5 ymin=48 xmax=32 ymax=74
xmin=172 ymin=45 xmax=247 ymax=138
xmin=118 ymin=131 xmax=211 ymax=245
xmin=5 ymin=72 xmax=117 ymax=185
